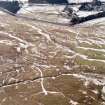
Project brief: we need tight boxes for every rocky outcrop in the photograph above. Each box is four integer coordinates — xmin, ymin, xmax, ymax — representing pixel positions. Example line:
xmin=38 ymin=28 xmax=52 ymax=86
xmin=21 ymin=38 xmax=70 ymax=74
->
xmin=70 ymin=11 xmax=105 ymax=25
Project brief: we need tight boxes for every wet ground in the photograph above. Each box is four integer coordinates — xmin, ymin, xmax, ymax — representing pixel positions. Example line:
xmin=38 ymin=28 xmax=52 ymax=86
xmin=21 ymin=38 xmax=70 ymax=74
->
xmin=0 ymin=5 xmax=105 ymax=105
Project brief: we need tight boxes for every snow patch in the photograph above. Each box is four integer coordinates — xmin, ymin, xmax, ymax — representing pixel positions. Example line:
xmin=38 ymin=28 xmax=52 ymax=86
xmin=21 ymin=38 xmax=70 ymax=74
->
xmin=69 ymin=99 xmax=78 ymax=105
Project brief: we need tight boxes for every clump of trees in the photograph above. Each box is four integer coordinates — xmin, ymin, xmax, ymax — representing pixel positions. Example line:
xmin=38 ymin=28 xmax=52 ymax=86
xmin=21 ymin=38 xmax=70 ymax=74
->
xmin=0 ymin=1 xmax=21 ymax=14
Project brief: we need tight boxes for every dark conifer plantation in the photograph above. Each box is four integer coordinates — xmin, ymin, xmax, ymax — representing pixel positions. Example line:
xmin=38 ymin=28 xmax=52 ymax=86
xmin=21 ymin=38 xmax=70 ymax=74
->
xmin=0 ymin=1 xmax=21 ymax=14
xmin=28 ymin=0 xmax=68 ymax=4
